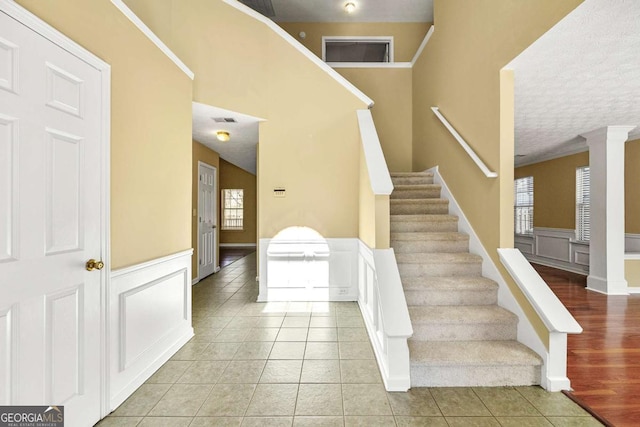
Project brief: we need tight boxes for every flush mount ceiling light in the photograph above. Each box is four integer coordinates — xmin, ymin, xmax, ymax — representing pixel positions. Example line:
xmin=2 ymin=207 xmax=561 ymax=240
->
xmin=216 ymin=131 xmax=230 ymax=142
xmin=344 ymin=2 xmax=356 ymax=13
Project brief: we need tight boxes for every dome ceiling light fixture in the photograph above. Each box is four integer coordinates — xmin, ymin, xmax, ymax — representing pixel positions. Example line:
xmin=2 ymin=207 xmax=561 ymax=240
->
xmin=216 ymin=131 xmax=231 ymax=142
xmin=344 ymin=2 xmax=356 ymax=14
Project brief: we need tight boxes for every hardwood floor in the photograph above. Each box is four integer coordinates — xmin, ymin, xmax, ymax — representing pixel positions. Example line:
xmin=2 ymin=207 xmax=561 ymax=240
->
xmin=535 ymin=263 xmax=640 ymax=427
xmin=219 ymin=246 xmax=256 ymax=268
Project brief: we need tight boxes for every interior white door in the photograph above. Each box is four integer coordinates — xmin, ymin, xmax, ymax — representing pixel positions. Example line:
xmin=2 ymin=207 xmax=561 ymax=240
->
xmin=198 ymin=163 xmax=217 ymax=279
xmin=0 ymin=9 xmax=104 ymax=426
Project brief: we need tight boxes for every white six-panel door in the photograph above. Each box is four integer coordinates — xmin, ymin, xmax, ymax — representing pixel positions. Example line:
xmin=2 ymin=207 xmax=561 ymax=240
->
xmin=0 ymin=7 xmax=105 ymax=426
xmin=198 ymin=162 xmax=217 ymax=279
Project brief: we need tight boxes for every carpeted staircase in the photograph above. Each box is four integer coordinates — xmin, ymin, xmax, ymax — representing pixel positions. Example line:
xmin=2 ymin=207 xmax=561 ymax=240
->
xmin=390 ymin=171 xmax=543 ymax=387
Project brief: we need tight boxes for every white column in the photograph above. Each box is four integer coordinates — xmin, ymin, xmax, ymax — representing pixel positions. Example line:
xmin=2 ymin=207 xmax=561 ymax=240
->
xmin=582 ymin=126 xmax=635 ymax=295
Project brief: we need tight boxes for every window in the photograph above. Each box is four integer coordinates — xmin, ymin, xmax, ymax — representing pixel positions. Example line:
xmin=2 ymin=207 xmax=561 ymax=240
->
xmin=576 ymin=166 xmax=590 ymax=241
xmin=514 ymin=176 xmax=534 ymax=235
xmin=322 ymin=37 xmax=394 ymax=63
xmin=222 ymin=189 xmax=244 ymax=230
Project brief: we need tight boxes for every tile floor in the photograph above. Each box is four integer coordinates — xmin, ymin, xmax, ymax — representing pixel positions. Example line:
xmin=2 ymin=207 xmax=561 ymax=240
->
xmin=98 ymin=253 xmax=602 ymax=427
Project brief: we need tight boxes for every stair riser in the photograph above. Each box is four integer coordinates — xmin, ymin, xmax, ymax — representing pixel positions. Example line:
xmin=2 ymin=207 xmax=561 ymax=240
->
xmin=390 ymin=221 xmax=458 ymax=233
xmin=410 ymin=322 xmax=516 ymax=341
xmin=391 ymin=239 xmax=468 ymax=253
xmin=404 ymin=289 xmax=497 ymax=306
xmin=391 ymin=176 xmax=434 ymax=185
xmin=391 ymin=189 xmax=441 ymax=199
xmin=410 ymin=365 xmax=541 ymax=387
xmin=390 ymin=203 xmax=448 ymax=215
xmin=398 ymin=262 xmax=482 ymax=277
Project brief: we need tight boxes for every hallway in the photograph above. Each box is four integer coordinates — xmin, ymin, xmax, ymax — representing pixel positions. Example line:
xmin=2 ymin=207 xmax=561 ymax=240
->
xmin=99 ymin=254 xmax=600 ymax=426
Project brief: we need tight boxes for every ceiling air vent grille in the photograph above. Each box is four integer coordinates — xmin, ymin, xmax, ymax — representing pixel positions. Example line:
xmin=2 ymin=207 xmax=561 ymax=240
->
xmin=239 ymin=0 xmax=275 ymax=18
xmin=212 ymin=117 xmax=237 ymax=123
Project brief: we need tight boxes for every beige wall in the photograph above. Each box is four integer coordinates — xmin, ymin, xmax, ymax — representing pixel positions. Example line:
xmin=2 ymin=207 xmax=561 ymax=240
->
xmin=192 ymin=142 xmax=220 ymax=278
xmin=412 ymin=0 xmax=583 ymax=346
xmin=278 ymin=22 xmax=430 ymax=63
xmin=514 ymin=138 xmax=640 ymax=233
xmin=219 ymin=159 xmax=257 ymax=245
xmin=125 ymin=0 xmax=370 ymax=241
xmin=17 ymin=0 xmax=193 ymax=270
xmin=625 ymin=259 xmax=640 ymax=287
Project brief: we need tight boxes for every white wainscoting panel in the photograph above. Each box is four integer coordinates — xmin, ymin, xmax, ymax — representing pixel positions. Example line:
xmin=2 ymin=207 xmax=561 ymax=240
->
xmin=626 ymin=234 xmax=640 ymax=252
xmin=516 ymin=228 xmax=589 ymax=275
xmin=258 ymin=238 xmax=358 ymax=302
xmin=109 ymin=250 xmax=193 ymax=410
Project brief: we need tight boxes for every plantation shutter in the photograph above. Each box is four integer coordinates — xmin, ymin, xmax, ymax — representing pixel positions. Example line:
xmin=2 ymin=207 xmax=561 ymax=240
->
xmin=514 ymin=176 xmax=534 ymax=235
xmin=576 ymin=167 xmax=590 ymax=241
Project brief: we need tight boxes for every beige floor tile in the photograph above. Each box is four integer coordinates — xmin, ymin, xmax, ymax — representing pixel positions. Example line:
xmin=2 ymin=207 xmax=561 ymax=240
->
xmin=282 ymin=317 xmax=311 ymax=328
xmin=387 ymin=388 xmax=441 ymax=416
xmin=226 ymin=317 xmax=260 ymax=329
xmin=214 ymin=328 xmax=251 ymax=342
xmin=171 ymin=343 xmax=210 ymax=361
xmin=197 ymin=317 xmax=234 ymax=329
xmin=270 ymin=342 xmax=307 ymax=359
xmin=241 ymin=417 xmax=294 ymax=426
xmin=445 ymin=417 xmax=501 ymax=427
xmin=177 ymin=360 xmax=228 ymax=384
xmin=394 ymin=416 xmax=448 ymax=426
xmin=339 ymin=360 xmax=381 ymax=383
xmin=244 ymin=328 xmax=280 ymax=342
xmin=495 ymin=417 xmax=553 ymax=426
xmin=245 ymin=383 xmax=299 ymax=416
xmin=260 ymin=360 xmax=303 ymax=383
xmin=473 ymin=387 xmax=541 ymax=417
xmin=146 ymin=361 xmax=192 ymax=384
xmin=309 ymin=317 xmax=337 ymax=328
xmin=199 ymin=342 xmax=242 ymax=360
xmin=336 ymin=317 xmax=364 ymax=328
xmin=293 ymin=416 xmax=344 ymax=426
xmin=255 ymin=317 xmax=285 ymax=328
xmin=295 ymin=384 xmax=343 ymax=416
xmin=138 ymin=417 xmax=193 ymax=427
xmin=546 ymin=416 xmax=604 ymax=426
xmin=335 ymin=304 xmax=360 ymax=317
xmin=189 ymin=417 xmax=242 ymax=427
xmin=301 ymin=360 xmax=341 ymax=383
xmin=337 ymin=328 xmax=368 ymax=342
xmin=430 ymin=388 xmax=492 ymax=417
xmin=198 ymin=383 xmax=256 ymax=416
xmin=342 ymin=384 xmax=392 ymax=416
xmin=515 ymin=388 xmax=590 ymax=417
xmin=112 ymin=384 xmax=171 ymax=416
xmin=234 ymin=342 xmax=274 ymax=359
xmin=148 ymin=384 xmax=212 ymax=416
xmin=338 ymin=342 xmax=374 ymax=360
xmin=277 ymin=328 xmax=309 ymax=342
xmin=343 ymin=416 xmax=396 ymax=426
xmin=219 ymin=360 xmax=266 ymax=383
xmin=287 ymin=302 xmax=313 ymax=314
xmin=96 ymin=417 xmax=142 ymax=426
xmin=304 ymin=342 xmax=339 ymax=360
xmin=307 ymin=328 xmax=338 ymax=342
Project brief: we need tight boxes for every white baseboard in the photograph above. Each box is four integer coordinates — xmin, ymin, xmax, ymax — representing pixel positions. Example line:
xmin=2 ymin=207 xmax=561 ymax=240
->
xmin=258 ymin=238 xmax=358 ymax=302
xmin=109 ymin=249 xmax=193 ymax=410
xmin=220 ymin=243 xmax=257 ymax=248
xmin=192 ymin=278 xmax=200 ymax=286
xmin=427 ymin=167 xmax=553 ymax=389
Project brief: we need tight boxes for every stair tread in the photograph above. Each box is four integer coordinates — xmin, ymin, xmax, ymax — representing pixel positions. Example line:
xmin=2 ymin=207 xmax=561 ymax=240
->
xmin=396 ymin=252 xmax=482 ymax=264
xmin=409 ymin=340 xmax=542 ymax=367
xmin=402 ymin=276 xmax=498 ymax=291
xmin=391 ymin=172 xmax=433 ymax=177
xmin=408 ymin=305 xmax=517 ymax=324
xmin=390 ymin=214 xmax=458 ymax=222
xmin=391 ymin=199 xmax=448 ymax=204
xmin=393 ymin=184 xmax=441 ymax=190
xmin=391 ymin=232 xmax=468 ymax=242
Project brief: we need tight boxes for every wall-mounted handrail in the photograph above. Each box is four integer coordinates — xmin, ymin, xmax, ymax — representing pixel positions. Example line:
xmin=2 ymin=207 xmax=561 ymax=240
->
xmin=431 ymin=107 xmax=498 ymax=178
xmin=357 ymin=109 xmax=393 ymax=195
xmin=498 ymin=248 xmax=582 ymax=334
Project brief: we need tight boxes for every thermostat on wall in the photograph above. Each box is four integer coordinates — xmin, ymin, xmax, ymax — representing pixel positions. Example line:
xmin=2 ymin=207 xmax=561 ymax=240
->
xmin=274 ymin=188 xmax=286 ymax=198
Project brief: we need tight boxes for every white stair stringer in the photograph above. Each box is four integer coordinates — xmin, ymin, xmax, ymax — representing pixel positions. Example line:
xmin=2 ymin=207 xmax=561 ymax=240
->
xmin=390 ymin=170 xmax=543 ymax=388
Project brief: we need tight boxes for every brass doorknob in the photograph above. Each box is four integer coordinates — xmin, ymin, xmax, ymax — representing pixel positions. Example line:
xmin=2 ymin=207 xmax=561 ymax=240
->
xmin=86 ymin=259 xmax=105 ymax=271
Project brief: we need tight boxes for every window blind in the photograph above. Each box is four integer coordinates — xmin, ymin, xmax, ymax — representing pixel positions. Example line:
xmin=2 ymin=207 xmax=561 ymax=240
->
xmin=514 ymin=176 xmax=534 ymax=235
xmin=576 ymin=167 xmax=590 ymax=241
xmin=222 ymin=189 xmax=244 ymax=231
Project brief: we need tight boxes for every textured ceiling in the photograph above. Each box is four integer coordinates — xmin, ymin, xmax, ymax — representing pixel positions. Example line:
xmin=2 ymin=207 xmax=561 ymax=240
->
xmin=192 ymin=102 xmax=261 ymax=175
xmin=269 ymin=0 xmax=433 ymax=23
xmin=508 ymin=0 xmax=640 ymax=166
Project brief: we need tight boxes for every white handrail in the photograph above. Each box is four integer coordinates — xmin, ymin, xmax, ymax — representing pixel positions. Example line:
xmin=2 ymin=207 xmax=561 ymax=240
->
xmin=357 ymin=109 xmax=393 ymax=195
xmin=431 ymin=107 xmax=498 ymax=178
xmin=498 ymin=248 xmax=582 ymax=334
